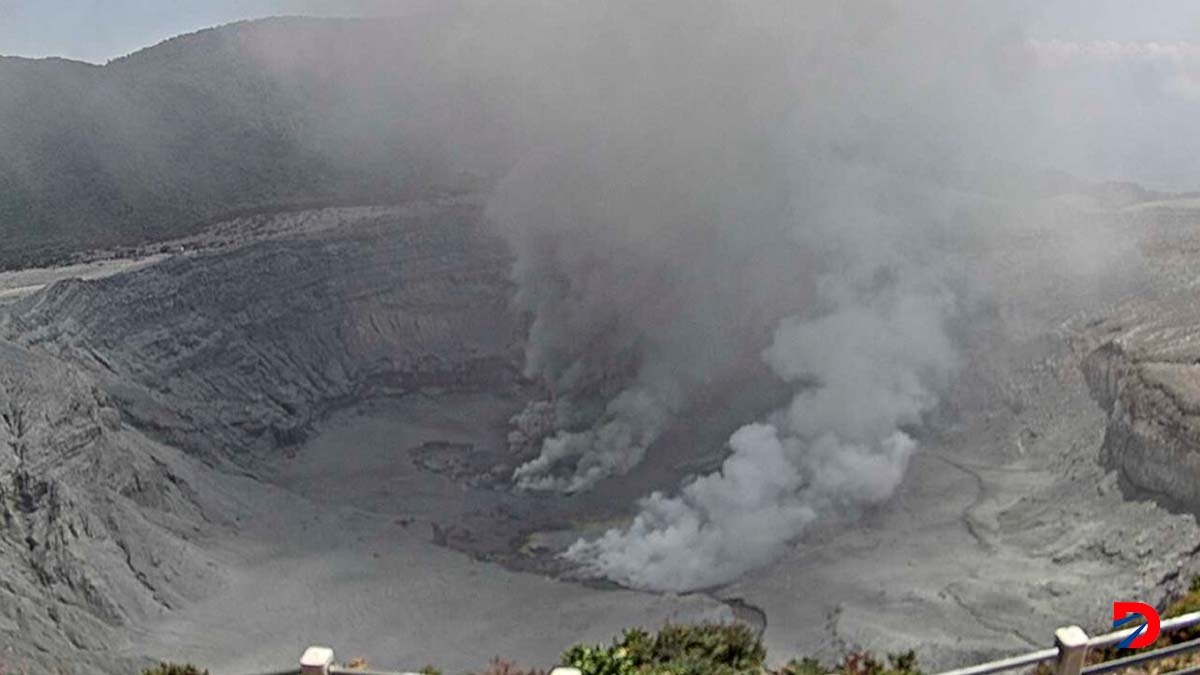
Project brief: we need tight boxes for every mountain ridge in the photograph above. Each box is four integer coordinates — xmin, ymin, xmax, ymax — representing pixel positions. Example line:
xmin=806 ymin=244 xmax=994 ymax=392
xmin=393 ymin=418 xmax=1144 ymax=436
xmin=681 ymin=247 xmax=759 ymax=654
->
xmin=0 ymin=15 xmax=463 ymax=270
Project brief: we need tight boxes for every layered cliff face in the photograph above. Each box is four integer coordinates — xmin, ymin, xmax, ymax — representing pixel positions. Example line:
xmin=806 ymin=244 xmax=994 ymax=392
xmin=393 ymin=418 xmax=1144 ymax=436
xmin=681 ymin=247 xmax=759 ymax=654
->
xmin=1081 ymin=309 xmax=1200 ymax=511
xmin=1074 ymin=201 xmax=1200 ymax=513
xmin=0 ymin=199 xmax=523 ymax=673
xmin=3 ymin=199 xmax=519 ymax=464
xmin=0 ymin=336 xmax=225 ymax=673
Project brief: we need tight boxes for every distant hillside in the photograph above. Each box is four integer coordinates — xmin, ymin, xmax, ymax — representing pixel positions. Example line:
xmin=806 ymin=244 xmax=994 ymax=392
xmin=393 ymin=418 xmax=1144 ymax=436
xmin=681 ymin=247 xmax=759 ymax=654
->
xmin=0 ymin=15 xmax=1184 ymax=271
xmin=0 ymin=16 xmax=471 ymax=269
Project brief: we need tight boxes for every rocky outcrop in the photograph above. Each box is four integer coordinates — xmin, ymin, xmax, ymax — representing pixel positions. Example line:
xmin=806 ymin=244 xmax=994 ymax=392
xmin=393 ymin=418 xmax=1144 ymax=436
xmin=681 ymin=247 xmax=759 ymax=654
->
xmin=0 ymin=337 xmax=223 ymax=673
xmin=0 ymin=199 xmax=521 ymax=672
xmin=1080 ymin=305 xmax=1200 ymax=511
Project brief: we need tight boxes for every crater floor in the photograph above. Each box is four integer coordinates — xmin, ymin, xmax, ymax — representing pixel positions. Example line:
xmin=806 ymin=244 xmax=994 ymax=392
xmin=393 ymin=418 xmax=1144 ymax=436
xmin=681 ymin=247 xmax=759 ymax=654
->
xmin=126 ymin=396 xmax=728 ymax=674
xmin=3 ymin=196 xmax=1200 ymax=674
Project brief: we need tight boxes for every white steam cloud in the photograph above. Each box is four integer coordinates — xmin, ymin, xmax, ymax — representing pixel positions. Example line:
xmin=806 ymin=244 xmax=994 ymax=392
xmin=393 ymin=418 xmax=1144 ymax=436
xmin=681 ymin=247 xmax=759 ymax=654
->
xmin=421 ymin=0 xmax=1121 ymax=589
xmin=566 ymin=279 xmax=958 ymax=590
xmin=476 ymin=1 xmax=811 ymax=493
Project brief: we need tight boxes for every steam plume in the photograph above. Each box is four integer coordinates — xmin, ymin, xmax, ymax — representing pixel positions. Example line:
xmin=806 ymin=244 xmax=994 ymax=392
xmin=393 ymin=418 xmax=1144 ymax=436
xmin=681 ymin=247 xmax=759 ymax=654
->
xmin=565 ymin=276 xmax=957 ymax=590
xmin=211 ymin=0 xmax=1181 ymax=589
xmin=443 ymin=0 xmax=1043 ymax=588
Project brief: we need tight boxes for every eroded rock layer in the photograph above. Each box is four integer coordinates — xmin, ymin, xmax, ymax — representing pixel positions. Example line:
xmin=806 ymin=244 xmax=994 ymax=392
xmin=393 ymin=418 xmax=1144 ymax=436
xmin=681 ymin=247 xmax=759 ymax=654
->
xmin=1081 ymin=305 xmax=1200 ymax=511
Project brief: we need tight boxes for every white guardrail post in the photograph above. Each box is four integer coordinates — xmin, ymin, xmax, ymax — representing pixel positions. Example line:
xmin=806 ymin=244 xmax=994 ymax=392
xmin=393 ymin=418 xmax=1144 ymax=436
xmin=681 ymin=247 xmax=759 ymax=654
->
xmin=301 ymin=646 xmax=336 ymax=675
xmin=1053 ymin=626 xmax=1089 ymax=675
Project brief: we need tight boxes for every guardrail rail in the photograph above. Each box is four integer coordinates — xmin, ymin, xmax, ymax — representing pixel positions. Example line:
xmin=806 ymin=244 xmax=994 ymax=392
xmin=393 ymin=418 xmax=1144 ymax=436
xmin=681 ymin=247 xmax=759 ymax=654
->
xmin=937 ymin=610 xmax=1200 ymax=675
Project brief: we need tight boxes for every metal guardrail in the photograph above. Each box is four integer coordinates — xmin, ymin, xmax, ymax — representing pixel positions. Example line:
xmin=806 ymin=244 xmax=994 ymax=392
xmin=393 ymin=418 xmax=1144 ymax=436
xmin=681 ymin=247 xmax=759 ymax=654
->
xmin=242 ymin=612 xmax=1200 ymax=675
xmin=936 ymin=611 xmax=1200 ymax=675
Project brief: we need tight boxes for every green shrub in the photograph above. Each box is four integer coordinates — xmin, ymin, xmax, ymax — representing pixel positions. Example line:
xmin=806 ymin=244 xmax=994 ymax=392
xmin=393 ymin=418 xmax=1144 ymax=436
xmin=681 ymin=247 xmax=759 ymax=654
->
xmin=836 ymin=651 xmax=922 ymax=675
xmin=887 ymin=651 xmax=920 ymax=675
xmin=561 ymin=643 xmax=639 ymax=675
xmin=1167 ymin=581 xmax=1200 ymax=621
xmin=1151 ymin=577 xmax=1200 ymax=646
xmin=141 ymin=664 xmax=208 ymax=675
xmin=779 ymin=651 xmax=921 ymax=675
xmin=558 ymin=623 xmax=922 ymax=675
xmin=780 ymin=657 xmax=825 ymax=675
xmin=653 ymin=623 xmax=766 ymax=672
xmin=563 ymin=623 xmax=766 ymax=675
xmin=480 ymin=657 xmax=545 ymax=675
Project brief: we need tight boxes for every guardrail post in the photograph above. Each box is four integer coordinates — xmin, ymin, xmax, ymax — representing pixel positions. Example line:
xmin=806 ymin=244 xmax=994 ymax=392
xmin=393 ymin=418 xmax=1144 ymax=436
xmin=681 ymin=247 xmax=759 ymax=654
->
xmin=301 ymin=646 xmax=336 ymax=675
xmin=1054 ymin=626 xmax=1090 ymax=675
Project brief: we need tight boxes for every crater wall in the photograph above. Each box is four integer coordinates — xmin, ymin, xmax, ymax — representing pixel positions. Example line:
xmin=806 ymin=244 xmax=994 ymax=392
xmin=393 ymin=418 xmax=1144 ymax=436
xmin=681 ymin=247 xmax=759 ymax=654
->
xmin=0 ymin=199 xmax=522 ymax=673
xmin=4 ymin=200 xmax=520 ymax=463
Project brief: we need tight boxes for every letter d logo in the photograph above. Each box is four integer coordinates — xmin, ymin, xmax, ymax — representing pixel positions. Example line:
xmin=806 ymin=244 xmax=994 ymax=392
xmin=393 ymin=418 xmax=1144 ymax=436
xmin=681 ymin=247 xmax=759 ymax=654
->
xmin=1113 ymin=601 xmax=1161 ymax=649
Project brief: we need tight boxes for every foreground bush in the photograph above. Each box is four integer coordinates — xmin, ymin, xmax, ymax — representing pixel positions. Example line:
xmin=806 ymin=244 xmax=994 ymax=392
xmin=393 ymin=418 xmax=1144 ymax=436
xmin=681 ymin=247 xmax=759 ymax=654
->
xmin=804 ymin=651 xmax=922 ymax=675
xmin=559 ymin=623 xmax=919 ymax=675
xmin=141 ymin=664 xmax=208 ymax=675
xmin=562 ymin=623 xmax=765 ymax=675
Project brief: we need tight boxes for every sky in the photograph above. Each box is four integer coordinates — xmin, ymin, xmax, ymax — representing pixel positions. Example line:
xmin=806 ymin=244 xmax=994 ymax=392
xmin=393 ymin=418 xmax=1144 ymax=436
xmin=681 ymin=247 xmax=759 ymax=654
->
xmin=1 ymin=0 xmax=1198 ymax=64
xmin=0 ymin=1 xmax=422 ymax=63
xmin=0 ymin=0 xmax=1198 ymax=189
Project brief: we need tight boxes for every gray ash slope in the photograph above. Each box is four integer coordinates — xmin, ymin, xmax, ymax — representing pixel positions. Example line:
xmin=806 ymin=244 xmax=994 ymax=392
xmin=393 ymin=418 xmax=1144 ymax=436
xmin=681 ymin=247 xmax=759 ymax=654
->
xmin=5 ymin=199 xmax=520 ymax=464
xmin=0 ymin=337 xmax=219 ymax=674
xmin=0 ymin=200 xmax=529 ymax=673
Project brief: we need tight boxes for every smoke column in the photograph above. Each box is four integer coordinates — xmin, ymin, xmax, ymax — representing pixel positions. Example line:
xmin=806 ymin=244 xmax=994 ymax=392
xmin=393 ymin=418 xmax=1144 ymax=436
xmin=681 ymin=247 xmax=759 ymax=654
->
xmin=437 ymin=0 xmax=1042 ymax=588
xmin=476 ymin=0 xmax=810 ymax=492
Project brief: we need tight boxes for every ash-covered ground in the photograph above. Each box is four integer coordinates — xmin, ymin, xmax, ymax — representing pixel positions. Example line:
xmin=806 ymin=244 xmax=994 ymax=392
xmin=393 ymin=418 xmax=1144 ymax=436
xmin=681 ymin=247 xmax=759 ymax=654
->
xmin=2 ymin=193 xmax=1200 ymax=674
xmin=7 ymin=6 xmax=1200 ymax=675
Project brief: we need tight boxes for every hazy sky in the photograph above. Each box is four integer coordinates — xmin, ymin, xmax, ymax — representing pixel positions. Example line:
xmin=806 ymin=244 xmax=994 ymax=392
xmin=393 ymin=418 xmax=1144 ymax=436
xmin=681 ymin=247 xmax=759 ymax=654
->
xmin=0 ymin=0 xmax=1197 ymax=189
xmin=0 ymin=1 xmax=423 ymax=63
xmin=1 ymin=0 xmax=1199 ymax=64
